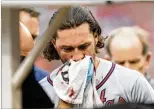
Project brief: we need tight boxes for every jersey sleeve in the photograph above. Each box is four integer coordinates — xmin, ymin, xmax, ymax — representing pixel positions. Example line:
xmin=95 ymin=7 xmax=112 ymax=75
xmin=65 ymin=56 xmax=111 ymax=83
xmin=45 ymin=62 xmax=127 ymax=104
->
xmin=131 ymin=74 xmax=154 ymax=103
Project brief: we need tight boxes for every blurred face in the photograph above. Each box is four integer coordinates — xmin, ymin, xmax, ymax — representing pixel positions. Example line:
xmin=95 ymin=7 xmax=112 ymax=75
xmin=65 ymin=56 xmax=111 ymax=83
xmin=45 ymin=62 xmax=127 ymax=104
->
xmin=19 ymin=21 xmax=34 ymax=56
xmin=20 ymin=11 xmax=39 ymax=39
xmin=30 ymin=17 xmax=39 ymax=39
xmin=53 ymin=23 xmax=98 ymax=65
xmin=109 ymin=35 xmax=151 ymax=75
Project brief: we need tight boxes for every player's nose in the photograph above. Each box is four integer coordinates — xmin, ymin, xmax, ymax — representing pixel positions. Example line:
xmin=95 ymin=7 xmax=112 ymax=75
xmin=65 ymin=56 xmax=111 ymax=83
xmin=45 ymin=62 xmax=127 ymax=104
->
xmin=71 ymin=54 xmax=85 ymax=62
xmin=71 ymin=49 xmax=85 ymax=62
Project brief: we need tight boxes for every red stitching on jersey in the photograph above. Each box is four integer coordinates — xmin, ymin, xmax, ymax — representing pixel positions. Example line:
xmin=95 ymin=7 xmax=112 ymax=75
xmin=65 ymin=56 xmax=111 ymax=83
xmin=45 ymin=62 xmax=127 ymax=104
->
xmin=105 ymin=99 xmax=114 ymax=106
xmin=47 ymin=75 xmax=53 ymax=86
xmin=100 ymin=89 xmax=106 ymax=103
xmin=47 ymin=65 xmax=64 ymax=86
xmin=56 ymin=65 xmax=64 ymax=76
xmin=96 ymin=63 xmax=116 ymax=90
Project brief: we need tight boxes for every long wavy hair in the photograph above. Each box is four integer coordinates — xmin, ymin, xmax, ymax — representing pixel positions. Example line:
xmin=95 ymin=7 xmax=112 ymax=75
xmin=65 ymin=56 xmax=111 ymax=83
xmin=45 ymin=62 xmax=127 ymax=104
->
xmin=43 ymin=5 xmax=106 ymax=61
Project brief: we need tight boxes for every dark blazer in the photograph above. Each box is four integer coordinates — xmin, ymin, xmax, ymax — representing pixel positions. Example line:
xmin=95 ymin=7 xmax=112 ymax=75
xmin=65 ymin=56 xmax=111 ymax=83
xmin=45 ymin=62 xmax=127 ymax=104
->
xmin=21 ymin=56 xmax=54 ymax=108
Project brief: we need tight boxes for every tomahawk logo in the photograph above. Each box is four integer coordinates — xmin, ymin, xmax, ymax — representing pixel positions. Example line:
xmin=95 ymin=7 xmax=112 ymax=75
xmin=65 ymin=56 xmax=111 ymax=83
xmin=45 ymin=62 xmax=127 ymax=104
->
xmin=100 ymin=89 xmax=126 ymax=106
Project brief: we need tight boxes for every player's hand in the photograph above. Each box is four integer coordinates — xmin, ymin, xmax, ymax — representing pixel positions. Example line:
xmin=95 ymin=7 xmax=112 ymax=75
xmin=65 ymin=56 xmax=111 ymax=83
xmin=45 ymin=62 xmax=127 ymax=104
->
xmin=57 ymin=99 xmax=72 ymax=109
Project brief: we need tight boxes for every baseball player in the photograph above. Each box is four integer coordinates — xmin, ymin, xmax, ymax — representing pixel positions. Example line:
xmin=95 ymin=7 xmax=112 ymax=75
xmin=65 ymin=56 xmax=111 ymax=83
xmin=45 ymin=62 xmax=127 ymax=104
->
xmin=39 ymin=5 xmax=154 ymax=108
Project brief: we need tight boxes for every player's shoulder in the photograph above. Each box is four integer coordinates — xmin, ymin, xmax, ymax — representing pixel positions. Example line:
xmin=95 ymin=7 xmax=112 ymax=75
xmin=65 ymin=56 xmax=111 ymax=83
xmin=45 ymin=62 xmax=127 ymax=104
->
xmin=114 ymin=63 xmax=142 ymax=79
xmin=38 ymin=67 xmax=59 ymax=98
xmin=39 ymin=76 xmax=48 ymax=84
xmin=39 ymin=66 xmax=60 ymax=85
xmin=96 ymin=58 xmax=114 ymax=78
xmin=98 ymin=58 xmax=142 ymax=83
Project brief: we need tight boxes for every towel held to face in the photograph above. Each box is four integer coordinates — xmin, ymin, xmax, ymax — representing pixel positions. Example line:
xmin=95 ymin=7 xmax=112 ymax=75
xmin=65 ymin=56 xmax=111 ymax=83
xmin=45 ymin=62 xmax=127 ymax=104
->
xmin=53 ymin=56 xmax=102 ymax=108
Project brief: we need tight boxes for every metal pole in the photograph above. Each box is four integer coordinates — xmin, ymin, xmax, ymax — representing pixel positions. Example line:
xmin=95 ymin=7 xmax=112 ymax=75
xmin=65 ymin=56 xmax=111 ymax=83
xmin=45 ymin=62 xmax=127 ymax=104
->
xmin=2 ymin=7 xmax=21 ymax=108
xmin=12 ymin=6 xmax=71 ymax=89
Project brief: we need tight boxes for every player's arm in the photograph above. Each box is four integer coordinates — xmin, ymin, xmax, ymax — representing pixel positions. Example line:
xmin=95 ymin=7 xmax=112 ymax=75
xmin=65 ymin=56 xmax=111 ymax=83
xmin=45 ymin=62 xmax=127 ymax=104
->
xmin=131 ymin=74 xmax=154 ymax=103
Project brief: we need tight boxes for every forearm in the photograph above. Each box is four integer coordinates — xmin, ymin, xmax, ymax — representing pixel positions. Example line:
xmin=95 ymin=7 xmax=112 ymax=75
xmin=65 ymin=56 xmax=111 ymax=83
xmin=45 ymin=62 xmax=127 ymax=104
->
xmin=57 ymin=99 xmax=73 ymax=109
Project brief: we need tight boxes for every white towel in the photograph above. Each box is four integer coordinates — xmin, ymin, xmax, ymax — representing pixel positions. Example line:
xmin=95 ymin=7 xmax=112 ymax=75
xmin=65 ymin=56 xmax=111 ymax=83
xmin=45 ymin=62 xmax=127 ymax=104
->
xmin=53 ymin=56 xmax=102 ymax=108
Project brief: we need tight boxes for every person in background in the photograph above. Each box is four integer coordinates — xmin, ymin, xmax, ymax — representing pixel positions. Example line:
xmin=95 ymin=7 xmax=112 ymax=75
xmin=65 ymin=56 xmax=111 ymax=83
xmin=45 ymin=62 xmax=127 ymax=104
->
xmin=20 ymin=8 xmax=39 ymax=40
xmin=104 ymin=26 xmax=154 ymax=88
xmin=19 ymin=8 xmax=54 ymax=108
xmin=19 ymin=8 xmax=49 ymax=82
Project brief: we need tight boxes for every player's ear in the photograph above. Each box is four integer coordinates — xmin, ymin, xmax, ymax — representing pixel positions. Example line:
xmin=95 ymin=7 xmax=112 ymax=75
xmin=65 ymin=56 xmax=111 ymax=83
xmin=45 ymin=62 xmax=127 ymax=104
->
xmin=51 ymin=40 xmax=56 ymax=48
xmin=144 ymin=51 xmax=152 ymax=69
xmin=104 ymin=54 xmax=111 ymax=61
